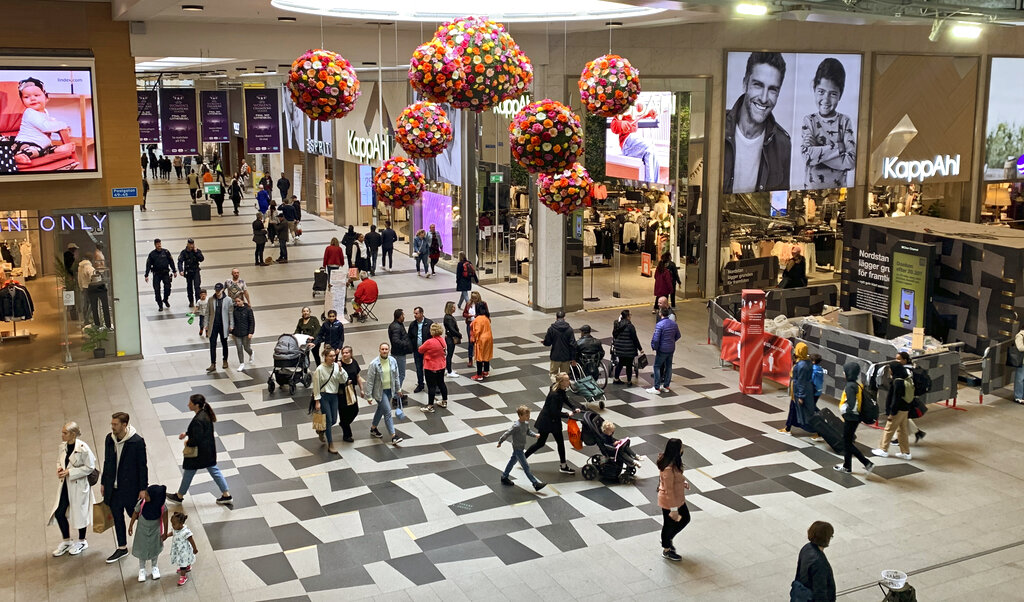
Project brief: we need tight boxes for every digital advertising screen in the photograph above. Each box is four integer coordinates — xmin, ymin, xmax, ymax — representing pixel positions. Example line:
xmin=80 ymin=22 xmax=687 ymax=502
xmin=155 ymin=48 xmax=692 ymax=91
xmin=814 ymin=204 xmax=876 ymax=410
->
xmin=604 ymin=91 xmax=672 ymax=184
xmin=358 ymin=164 xmax=374 ymax=207
xmin=420 ymin=191 xmax=453 ymax=251
xmin=984 ymin=57 xmax=1024 ymax=181
xmin=770 ymin=190 xmax=788 ymax=216
xmin=888 ymin=240 xmax=936 ymax=332
xmin=0 ymin=57 xmax=100 ymax=180
xmin=724 ymin=51 xmax=862 ymax=194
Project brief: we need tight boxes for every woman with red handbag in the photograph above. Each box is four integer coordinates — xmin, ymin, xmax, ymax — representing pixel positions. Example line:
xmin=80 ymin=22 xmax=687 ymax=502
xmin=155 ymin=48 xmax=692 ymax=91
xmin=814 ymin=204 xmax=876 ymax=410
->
xmin=525 ymin=372 xmax=582 ymax=475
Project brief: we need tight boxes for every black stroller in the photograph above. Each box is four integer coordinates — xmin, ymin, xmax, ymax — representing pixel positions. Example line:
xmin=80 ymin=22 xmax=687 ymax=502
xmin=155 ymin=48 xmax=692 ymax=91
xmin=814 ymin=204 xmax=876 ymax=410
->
xmin=268 ymin=334 xmax=312 ymax=394
xmin=578 ymin=411 xmax=637 ymax=484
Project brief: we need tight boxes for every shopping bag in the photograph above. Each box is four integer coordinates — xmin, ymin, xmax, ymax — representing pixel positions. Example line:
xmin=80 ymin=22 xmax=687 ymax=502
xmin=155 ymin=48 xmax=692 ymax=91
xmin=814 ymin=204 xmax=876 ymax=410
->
xmin=312 ymin=411 xmax=327 ymax=432
xmin=92 ymin=502 xmax=114 ymax=534
xmin=395 ymin=395 xmax=406 ymax=421
xmin=636 ymin=353 xmax=649 ymax=370
xmin=567 ymin=418 xmax=583 ymax=450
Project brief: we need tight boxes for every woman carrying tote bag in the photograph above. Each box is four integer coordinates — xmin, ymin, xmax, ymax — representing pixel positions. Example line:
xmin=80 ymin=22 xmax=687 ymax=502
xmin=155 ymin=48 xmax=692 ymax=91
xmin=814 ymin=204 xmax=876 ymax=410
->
xmin=167 ymin=394 xmax=232 ymax=505
xmin=48 ymin=422 xmax=97 ymax=557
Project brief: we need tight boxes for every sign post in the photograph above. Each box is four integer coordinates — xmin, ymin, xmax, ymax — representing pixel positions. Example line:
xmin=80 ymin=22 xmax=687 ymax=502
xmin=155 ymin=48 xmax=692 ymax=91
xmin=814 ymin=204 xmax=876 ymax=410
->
xmin=640 ymin=252 xmax=652 ymax=277
xmin=739 ymin=289 xmax=766 ymax=394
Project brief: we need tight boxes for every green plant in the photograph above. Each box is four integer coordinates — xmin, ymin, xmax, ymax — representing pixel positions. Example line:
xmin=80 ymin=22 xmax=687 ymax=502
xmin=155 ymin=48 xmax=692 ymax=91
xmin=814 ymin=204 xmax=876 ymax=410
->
xmin=986 ymin=122 xmax=1024 ymax=168
xmin=923 ymin=199 xmax=943 ymax=218
xmin=81 ymin=325 xmax=108 ymax=353
xmin=583 ymin=112 xmax=607 ymax=180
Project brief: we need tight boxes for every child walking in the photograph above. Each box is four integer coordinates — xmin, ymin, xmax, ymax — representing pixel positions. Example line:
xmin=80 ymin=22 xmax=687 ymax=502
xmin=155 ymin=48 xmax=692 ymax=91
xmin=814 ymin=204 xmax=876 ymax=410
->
xmin=128 ymin=484 xmax=168 ymax=582
xmin=195 ymin=289 xmax=208 ymax=336
xmin=165 ymin=512 xmax=198 ymax=586
xmin=497 ymin=406 xmax=546 ymax=491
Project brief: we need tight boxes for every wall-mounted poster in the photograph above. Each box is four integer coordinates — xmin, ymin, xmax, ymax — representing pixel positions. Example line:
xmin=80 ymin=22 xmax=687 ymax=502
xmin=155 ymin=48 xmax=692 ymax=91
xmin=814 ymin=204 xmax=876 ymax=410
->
xmin=244 ymin=88 xmax=280 ymax=154
xmin=724 ymin=51 xmax=862 ymax=194
xmin=358 ymin=163 xmax=374 ymax=207
xmin=137 ymin=90 xmax=159 ymax=144
xmin=159 ymin=88 xmax=198 ymax=155
xmin=605 ymin=91 xmax=672 ymax=184
xmin=985 ymin=57 xmax=1024 ymax=181
xmin=200 ymin=90 xmax=229 ymax=143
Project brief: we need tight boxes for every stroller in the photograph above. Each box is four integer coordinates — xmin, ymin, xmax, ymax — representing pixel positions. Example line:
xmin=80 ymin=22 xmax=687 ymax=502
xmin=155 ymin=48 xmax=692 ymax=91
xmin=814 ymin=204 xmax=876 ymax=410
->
xmin=577 ymin=411 xmax=637 ymax=484
xmin=569 ymin=362 xmax=606 ymax=410
xmin=268 ymin=334 xmax=312 ymax=394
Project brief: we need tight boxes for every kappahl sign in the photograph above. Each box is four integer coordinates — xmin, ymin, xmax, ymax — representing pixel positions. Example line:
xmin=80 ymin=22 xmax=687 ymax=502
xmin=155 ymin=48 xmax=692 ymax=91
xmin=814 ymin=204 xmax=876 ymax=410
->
xmin=347 ymin=131 xmax=390 ymax=163
xmin=882 ymin=154 xmax=961 ymax=182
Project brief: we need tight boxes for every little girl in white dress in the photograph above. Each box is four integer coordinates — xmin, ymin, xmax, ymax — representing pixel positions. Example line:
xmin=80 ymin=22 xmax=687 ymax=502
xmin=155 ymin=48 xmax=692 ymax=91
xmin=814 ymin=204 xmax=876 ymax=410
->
xmin=166 ymin=512 xmax=198 ymax=586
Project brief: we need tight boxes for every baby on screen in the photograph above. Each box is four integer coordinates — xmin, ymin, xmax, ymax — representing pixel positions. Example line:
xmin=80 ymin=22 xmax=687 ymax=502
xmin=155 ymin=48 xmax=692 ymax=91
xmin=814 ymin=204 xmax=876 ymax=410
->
xmin=14 ymin=77 xmax=75 ymax=165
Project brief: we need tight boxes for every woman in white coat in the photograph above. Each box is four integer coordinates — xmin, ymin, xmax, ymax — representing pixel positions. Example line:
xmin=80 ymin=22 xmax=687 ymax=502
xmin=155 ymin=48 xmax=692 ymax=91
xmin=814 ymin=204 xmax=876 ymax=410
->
xmin=48 ymin=422 xmax=96 ymax=557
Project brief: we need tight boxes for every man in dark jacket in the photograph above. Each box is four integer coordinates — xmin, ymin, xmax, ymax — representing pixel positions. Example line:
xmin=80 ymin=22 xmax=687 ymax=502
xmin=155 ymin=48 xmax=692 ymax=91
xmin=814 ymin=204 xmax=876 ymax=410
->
xmin=206 ymin=282 xmax=233 ymax=372
xmin=543 ymin=311 xmax=577 ymax=382
xmin=177 ymin=238 xmax=205 ymax=308
xmin=101 ymin=412 xmax=148 ymax=563
xmin=388 ymin=308 xmax=412 ymax=398
xmin=575 ymin=325 xmax=605 ymax=381
xmin=834 ymin=362 xmax=874 ymax=475
xmin=144 ymin=238 xmax=177 ymax=311
xmin=455 ymin=252 xmax=478 ymax=308
xmin=230 ymin=295 xmax=256 ymax=370
xmin=381 ymin=221 xmax=398 ymax=271
xmin=872 ymin=352 xmax=914 ymax=461
xmin=252 ymin=213 xmax=267 ymax=266
xmin=276 ymin=172 xmax=290 ymax=202
xmin=408 ymin=306 xmax=435 ymax=392
xmin=722 ymin=51 xmax=792 ymax=194
xmin=275 ymin=217 xmax=290 ymax=262
xmin=364 ymin=224 xmax=383 ymax=276
xmin=313 ymin=309 xmax=345 ymax=352
xmin=648 ymin=307 xmax=681 ymax=394
xmin=793 ymin=521 xmax=836 ymax=602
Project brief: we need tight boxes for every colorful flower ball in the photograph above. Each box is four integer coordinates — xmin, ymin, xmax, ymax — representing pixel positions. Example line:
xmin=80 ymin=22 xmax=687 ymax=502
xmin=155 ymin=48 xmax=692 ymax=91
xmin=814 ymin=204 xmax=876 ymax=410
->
xmin=408 ymin=16 xmax=533 ymax=113
xmin=578 ymin=54 xmax=641 ymax=118
xmin=395 ymin=102 xmax=454 ymax=159
xmin=538 ymin=163 xmax=593 ymax=214
xmin=374 ymin=157 xmax=426 ymax=209
xmin=508 ymin=99 xmax=583 ymax=174
xmin=287 ymin=49 xmax=360 ymax=121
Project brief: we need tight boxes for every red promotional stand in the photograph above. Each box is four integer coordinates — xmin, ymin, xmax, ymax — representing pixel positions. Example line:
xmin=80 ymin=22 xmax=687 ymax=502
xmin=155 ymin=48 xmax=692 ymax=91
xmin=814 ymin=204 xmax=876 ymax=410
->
xmin=739 ymin=289 xmax=766 ymax=394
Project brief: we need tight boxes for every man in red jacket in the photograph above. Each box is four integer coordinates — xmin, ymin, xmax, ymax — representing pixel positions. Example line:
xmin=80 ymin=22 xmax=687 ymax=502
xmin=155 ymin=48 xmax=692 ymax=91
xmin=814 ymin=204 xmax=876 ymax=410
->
xmin=351 ymin=271 xmax=378 ymax=322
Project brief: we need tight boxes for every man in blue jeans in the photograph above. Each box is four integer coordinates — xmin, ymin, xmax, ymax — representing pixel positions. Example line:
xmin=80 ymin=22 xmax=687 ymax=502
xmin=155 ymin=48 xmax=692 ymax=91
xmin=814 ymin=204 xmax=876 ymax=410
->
xmin=648 ymin=307 xmax=680 ymax=394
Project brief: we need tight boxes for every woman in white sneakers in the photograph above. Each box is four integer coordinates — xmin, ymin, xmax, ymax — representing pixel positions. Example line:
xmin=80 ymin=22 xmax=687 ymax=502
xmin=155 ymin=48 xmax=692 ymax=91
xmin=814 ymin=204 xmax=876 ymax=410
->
xmin=48 ymin=422 xmax=97 ymax=557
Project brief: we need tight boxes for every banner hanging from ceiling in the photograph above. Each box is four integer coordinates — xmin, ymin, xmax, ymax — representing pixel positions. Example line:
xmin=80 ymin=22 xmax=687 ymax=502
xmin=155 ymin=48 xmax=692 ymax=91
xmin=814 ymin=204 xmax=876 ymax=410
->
xmin=158 ymin=88 xmax=198 ymax=155
xmin=200 ymin=90 xmax=230 ymax=143
xmin=245 ymin=88 xmax=281 ymax=154
xmin=137 ymin=90 xmax=160 ymax=144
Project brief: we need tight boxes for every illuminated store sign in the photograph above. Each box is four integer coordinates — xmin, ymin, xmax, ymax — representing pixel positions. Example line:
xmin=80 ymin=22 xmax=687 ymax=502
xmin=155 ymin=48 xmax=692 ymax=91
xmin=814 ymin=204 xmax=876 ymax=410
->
xmin=1 ymin=213 xmax=107 ymax=232
xmin=347 ymin=131 xmax=390 ymax=162
xmin=492 ymin=95 xmax=531 ymax=119
xmin=882 ymin=154 xmax=961 ymax=183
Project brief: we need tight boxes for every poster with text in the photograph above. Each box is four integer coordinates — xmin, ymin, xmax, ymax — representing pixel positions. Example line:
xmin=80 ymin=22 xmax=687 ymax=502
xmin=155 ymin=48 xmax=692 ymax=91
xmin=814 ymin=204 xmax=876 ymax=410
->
xmin=604 ymin=91 xmax=671 ymax=184
xmin=984 ymin=58 xmax=1024 ymax=180
xmin=359 ymin=164 xmax=374 ymax=207
xmin=200 ymin=90 xmax=229 ymax=143
xmin=158 ymin=88 xmax=198 ymax=155
xmin=888 ymin=241 xmax=936 ymax=332
xmin=245 ymin=88 xmax=281 ymax=154
xmin=724 ymin=51 xmax=861 ymax=194
xmin=137 ymin=90 xmax=160 ymax=144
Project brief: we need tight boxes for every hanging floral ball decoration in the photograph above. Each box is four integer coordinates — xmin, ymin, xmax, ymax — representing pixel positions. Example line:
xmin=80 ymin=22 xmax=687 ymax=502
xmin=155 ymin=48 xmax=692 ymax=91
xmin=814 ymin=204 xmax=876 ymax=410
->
xmin=395 ymin=101 xmax=454 ymax=159
xmin=409 ymin=16 xmax=533 ymax=112
xmin=538 ymin=163 xmax=593 ymax=215
xmin=374 ymin=157 xmax=426 ymax=210
xmin=509 ymin=99 xmax=583 ymax=174
xmin=287 ymin=49 xmax=361 ymax=121
xmin=578 ymin=54 xmax=641 ymax=117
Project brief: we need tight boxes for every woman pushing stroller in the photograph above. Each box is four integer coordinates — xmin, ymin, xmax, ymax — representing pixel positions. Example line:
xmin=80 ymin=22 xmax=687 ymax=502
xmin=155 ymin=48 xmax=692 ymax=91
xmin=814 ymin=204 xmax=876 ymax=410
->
xmin=525 ymin=372 xmax=583 ymax=476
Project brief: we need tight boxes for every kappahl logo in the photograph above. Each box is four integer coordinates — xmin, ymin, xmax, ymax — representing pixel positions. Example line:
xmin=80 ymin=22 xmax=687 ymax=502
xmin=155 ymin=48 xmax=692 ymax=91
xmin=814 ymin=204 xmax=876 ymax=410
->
xmin=347 ymin=131 xmax=389 ymax=162
xmin=882 ymin=154 xmax=960 ymax=182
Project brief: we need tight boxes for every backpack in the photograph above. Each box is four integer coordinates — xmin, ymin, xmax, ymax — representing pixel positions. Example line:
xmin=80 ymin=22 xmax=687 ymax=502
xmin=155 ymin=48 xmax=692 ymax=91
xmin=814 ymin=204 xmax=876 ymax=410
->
xmin=860 ymin=387 xmax=880 ymax=424
xmin=911 ymin=367 xmax=932 ymax=396
xmin=901 ymin=375 xmax=915 ymax=404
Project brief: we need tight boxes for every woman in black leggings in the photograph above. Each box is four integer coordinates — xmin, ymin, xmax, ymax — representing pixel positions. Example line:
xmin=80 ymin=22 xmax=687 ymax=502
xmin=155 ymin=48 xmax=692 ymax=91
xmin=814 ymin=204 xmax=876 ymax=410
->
xmin=525 ymin=372 xmax=582 ymax=475
xmin=611 ymin=310 xmax=643 ymax=386
xmin=49 ymin=422 xmax=97 ymax=557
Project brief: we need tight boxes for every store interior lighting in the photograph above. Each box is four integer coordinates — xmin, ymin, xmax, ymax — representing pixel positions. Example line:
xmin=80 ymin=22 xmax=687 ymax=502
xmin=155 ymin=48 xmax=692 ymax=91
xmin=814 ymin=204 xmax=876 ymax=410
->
xmin=735 ymin=3 xmax=769 ymax=16
xmin=271 ymin=0 xmax=663 ymax=22
xmin=950 ymin=22 xmax=982 ymax=39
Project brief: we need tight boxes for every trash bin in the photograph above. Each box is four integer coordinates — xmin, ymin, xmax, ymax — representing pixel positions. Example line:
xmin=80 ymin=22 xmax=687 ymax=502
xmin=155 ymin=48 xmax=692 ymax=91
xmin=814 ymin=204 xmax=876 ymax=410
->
xmin=190 ymin=202 xmax=211 ymax=221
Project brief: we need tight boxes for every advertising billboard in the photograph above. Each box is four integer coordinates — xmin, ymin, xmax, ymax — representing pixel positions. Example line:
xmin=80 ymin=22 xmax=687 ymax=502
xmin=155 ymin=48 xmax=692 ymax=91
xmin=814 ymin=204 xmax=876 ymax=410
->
xmin=985 ymin=57 xmax=1024 ymax=181
xmin=604 ymin=91 xmax=671 ymax=184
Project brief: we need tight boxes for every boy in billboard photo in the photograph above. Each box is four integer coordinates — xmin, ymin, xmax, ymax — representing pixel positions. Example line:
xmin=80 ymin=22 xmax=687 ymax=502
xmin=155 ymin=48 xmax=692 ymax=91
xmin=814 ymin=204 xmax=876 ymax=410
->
xmin=723 ymin=52 xmax=791 ymax=194
xmin=800 ymin=58 xmax=856 ymax=190
xmin=13 ymin=77 xmax=77 ymax=168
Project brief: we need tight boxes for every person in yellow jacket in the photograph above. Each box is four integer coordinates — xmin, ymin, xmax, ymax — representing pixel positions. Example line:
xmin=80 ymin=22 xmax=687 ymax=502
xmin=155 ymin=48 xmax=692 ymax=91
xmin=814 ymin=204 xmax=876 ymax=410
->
xmin=833 ymin=361 xmax=875 ymax=475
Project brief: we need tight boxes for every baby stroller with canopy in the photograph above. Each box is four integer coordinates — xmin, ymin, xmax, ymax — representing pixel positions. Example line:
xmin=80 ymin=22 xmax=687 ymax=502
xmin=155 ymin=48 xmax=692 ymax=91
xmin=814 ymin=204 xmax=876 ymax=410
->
xmin=577 ymin=411 xmax=637 ymax=483
xmin=268 ymin=333 xmax=311 ymax=394
xmin=569 ymin=363 xmax=606 ymax=410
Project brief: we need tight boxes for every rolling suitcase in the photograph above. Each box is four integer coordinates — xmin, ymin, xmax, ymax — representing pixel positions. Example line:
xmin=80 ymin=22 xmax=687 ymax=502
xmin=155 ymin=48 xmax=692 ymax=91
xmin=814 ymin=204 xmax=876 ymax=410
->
xmin=808 ymin=408 xmax=846 ymax=455
xmin=312 ymin=268 xmax=329 ymax=297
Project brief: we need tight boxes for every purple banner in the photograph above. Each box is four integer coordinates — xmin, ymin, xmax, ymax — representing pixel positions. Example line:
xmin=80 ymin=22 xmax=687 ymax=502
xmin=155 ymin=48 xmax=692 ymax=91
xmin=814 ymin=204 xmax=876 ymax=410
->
xmin=159 ymin=88 xmax=198 ymax=155
xmin=245 ymin=88 xmax=280 ymax=154
xmin=200 ymin=90 xmax=229 ymax=143
xmin=137 ymin=90 xmax=160 ymax=143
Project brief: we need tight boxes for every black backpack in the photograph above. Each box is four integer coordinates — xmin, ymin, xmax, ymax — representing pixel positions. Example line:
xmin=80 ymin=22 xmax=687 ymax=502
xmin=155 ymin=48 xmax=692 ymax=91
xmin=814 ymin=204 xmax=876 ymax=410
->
xmin=859 ymin=386 xmax=880 ymax=425
xmin=911 ymin=366 xmax=932 ymax=396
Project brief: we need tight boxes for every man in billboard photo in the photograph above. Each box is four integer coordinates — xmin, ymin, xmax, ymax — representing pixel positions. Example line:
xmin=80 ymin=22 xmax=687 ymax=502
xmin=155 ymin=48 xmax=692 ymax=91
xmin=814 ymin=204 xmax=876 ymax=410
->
xmin=723 ymin=52 xmax=791 ymax=194
xmin=800 ymin=58 xmax=856 ymax=190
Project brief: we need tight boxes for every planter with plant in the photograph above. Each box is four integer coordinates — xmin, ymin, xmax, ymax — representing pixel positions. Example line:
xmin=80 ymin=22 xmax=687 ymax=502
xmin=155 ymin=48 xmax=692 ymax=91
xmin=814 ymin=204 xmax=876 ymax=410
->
xmin=82 ymin=325 xmax=108 ymax=358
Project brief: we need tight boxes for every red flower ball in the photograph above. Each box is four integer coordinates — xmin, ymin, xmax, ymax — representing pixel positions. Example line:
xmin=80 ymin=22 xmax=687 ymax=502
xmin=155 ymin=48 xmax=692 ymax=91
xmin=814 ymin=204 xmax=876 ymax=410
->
xmin=395 ymin=102 xmax=454 ymax=159
xmin=509 ymin=99 xmax=583 ymax=174
xmin=578 ymin=54 xmax=641 ymax=117
xmin=287 ymin=49 xmax=360 ymax=121
xmin=538 ymin=163 xmax=593 ymax=214
xmin=374 ymin=157 xmax=426 ymax=208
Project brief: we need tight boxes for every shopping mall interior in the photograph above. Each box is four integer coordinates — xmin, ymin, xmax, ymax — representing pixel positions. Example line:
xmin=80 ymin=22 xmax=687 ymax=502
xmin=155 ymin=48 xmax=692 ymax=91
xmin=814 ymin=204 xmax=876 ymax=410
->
xmin=4 ymin=0 xmax=1024 ymax=600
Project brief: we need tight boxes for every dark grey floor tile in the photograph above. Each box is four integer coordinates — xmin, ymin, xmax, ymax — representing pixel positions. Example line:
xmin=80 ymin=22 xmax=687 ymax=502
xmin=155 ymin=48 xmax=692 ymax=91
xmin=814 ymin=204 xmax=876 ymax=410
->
xmin=300 ymin=564 xmax=375 ymax=592
xmin=811 ymin=467 xmax=866 ymax=489
xmin=386 ymin=498 xmax=427 ymax=526
xmin=866 ymin=462 xmax=923 ymax=480
xmin=243 ymin=552 xmax=298 ymax=586
xmin=248 ymin=476 xmax=308 ymax=495
xmin=357 ymin=468 xmax=413 ymax=486
xmin=699 ymin=488 xmax=760 ymax=512
xmin=354 ymin=505 xmax=404 ymax=533
xmin=537 ymin=522 xmax=588 ymax=552
xmin=261 ymin=596 xmax=310 ymax=602
xmin=695 ymin=423 xmax=747 ymax=441
xmin=536 ymin=496 xmax=585 ymax=524
xmin=685 ymin=382 xmax=729 ymax=393
xmin=714 ymin=467 xmax=766 ymax=488
xmin=369 ymin=481 xmax=418 ymax=505
xmin=578 ymin=487 xmax=632 ymax=511
xmin=773 ymin=474 xmax=833 ymax=497
xmin=723 ymin=442 xmax=776 ymax=461
xmin=322 ymin=492 xmax=381 ymax=515
xmin=327 ymin=468 xmax=363 ymax=492
xmin=424 ymin=540 xmax=494 ymax=564
xmin=750 ymin=462 xmax=807 ymax=479
xmin=467 ymin=517 xmax=532 ymax=540
xmin=799 ymin=446 xmax=842 ymax=467
xmin=271 ymin=523 xmax=322 ymax=551
xmin=597 ymin=518 xmax=661 ymax=540
xmin=210 ymin=419 xmax=248 ymax=436
xmin=386 ymin=553 xmax=445 ymax=586
xmin=356 ymin=442 xmax=400 ymax=463
xmin=204 ymin=517 xmax=275 ymax=550
xmin=437 ymin=467 xmax=486 ymax=490
xmin=186 ymin=474 xmax=256 ymax=509
xmin=230 ymin=430 xmax=285 ymax=459
xmin=415 ymin=524 xmax=478 ymax=552
xmin=236 ymin=464 xmax=284 ymax=486
xmin=730 ymin=478 xmax=792 ymax=498
xmin=445 ymin=444 xmax=487 ymax=467
xmin=482 ymin=534 xmax=543 ymax=565
xmin=280 ymin=496 xmax=328 ymax=521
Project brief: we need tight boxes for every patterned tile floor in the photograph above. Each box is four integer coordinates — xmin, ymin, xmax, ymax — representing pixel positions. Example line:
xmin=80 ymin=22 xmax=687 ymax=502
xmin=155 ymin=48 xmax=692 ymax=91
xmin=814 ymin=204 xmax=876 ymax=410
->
xmin=9 ymin=180 xmax=1024 ymax=601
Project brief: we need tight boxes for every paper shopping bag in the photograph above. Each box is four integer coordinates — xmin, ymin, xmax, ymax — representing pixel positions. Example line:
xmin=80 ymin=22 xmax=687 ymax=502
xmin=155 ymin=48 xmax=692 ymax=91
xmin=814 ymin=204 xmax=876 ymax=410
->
xmin=93 ymin=502 xmax=114 ymax=534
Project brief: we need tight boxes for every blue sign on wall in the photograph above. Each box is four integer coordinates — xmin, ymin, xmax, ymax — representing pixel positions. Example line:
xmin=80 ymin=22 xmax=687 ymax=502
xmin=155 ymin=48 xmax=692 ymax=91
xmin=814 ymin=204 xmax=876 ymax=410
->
xmin=112 ymin=187 xmax=138 ymax=198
